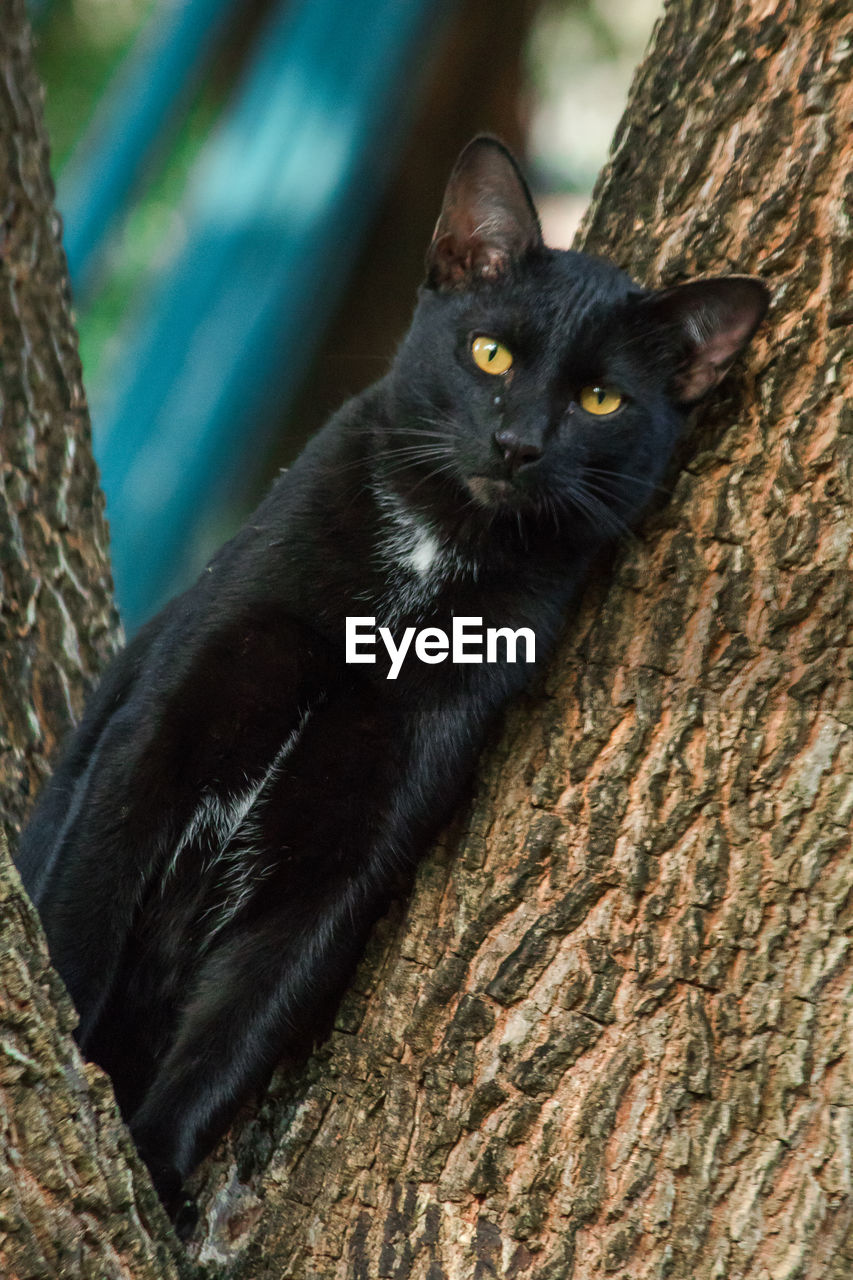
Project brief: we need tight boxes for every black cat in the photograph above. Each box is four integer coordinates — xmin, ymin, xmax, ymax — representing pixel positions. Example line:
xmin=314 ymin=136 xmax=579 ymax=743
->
xmin=16 ymin=137 xmax=768 ymax=1211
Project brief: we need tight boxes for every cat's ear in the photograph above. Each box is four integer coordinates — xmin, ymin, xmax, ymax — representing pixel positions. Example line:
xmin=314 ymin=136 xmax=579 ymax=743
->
xmin=643 ymin=276 xmax=770 ymax=404
xmin=426 ymin=136 xmax=544 ymax=290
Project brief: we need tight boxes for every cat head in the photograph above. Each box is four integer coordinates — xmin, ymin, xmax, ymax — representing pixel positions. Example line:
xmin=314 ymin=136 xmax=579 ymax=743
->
xmin=384 ymin=136 xmax=769 ymax=543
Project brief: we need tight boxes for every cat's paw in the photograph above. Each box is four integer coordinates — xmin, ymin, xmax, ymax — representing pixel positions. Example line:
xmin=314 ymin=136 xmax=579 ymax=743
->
xmin=172 ymin=1193 xmax=200 ymax=1241
xmin=150 ymin=1162 xmax=198 ymax=1237
xmin=132 ymin=1131 xmax=188 ymax=1224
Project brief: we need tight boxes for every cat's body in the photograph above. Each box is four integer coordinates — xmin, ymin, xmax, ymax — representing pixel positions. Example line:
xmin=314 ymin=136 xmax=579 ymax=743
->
xmin=17 ymin=138 xmax=767 ymax=1209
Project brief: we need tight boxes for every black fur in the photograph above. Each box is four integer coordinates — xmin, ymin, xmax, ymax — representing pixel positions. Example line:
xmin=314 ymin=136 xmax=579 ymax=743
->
xmin=16 ymin=137 xmax=768 ymax=1210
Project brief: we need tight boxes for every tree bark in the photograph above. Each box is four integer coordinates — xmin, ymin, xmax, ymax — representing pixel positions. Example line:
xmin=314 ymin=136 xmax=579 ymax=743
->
xmin=2 ymin=1 xmax=851 ymax=1279
xmin=0 ymin=833 xmax=186 ymax=1279
xmin=184 ymin=3 xmax=853 ymax=1277
xmin=0 ymin=1 xmax=118 ymax=846
xmin=0 ymin=5 xmax=184 ymax=1276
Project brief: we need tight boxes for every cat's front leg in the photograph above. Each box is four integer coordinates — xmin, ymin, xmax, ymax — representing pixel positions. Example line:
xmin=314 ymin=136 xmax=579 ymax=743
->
xmin=37 ymin=699 xmax=197 ymax=1042
xmin=128 ymin=684 xmax=488 ymax=1210
xmin=15 ymin=610 xmax=166 ymax=903
xmin=128 ymin=870 xmax=386 ymax=1206
xmin=34 ymin=607 xmax=337 ymax=1043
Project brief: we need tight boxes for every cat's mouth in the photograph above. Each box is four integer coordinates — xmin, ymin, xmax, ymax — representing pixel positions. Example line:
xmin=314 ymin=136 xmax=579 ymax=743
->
xmin=466 ymin=475 xmax=515 ymax=507
xmin=466 ymin=474 xmax=542 ymax=511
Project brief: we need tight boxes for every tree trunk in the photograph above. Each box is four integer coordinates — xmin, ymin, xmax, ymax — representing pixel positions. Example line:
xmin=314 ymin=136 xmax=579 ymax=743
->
xmin=0 ymin=830 xmax=186 ymax=1279
xmin=0 ymin=3 xmax=118 ymax=846
xmin=185 ymin=3 xmax=853 ymax=1277
xmin=0 ymin=4 xmax=184 ymax=1276
xmin=2 ymin=1 xmax=851 ymax=1279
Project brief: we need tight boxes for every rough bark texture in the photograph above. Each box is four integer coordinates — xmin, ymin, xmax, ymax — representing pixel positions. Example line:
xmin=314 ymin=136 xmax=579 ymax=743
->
xmin=0 ymin=833 xmax=185 ymax=1279
xmin=0 ymin=5 xmax=183 ymax=1277
xmin=0 ymin=0 xmax=119 ymax=849
xmin=183 ymin=2 xmax=853 ymax=1277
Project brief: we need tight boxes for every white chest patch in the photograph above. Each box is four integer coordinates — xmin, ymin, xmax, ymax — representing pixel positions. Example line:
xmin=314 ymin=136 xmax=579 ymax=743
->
xmin=374 ymin=486 xmax=446 ymax=581
xmin=406 ymin=528 xmax=441 ymax=576
xmin=367 ymin=482 xmax=477 ymax=624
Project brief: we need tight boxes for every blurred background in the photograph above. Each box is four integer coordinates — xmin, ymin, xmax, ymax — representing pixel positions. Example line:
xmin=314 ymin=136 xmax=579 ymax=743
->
xmin=30 ymin=0 xmax=660 ymax=630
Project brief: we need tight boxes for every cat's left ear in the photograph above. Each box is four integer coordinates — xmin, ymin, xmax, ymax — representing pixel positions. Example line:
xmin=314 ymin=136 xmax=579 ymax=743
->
xmin=643 ymin=276 xmax=770 ymax=403
xmin=426 ymin=136 xmax=544 ymax=290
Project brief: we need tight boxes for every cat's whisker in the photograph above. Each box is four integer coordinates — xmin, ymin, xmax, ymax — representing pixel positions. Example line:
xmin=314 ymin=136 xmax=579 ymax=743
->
xmin=552 ymin=481 xmax=633 ymax=540
xmin=318 ymin=447 xmax=450 ymax=481
xmin=377 ymin=451 xmax=455 ymax=481
xmin=573 ymin=469 xmax=662 ymax=518
xmin=383 ymin=428 xmax=457 ymax=442
xmin=583 ymin=466 xmax=672 ymax=497
xmin=378 ymin=446 xmax=454 ymax=465
xmin=379 ymin=422 xmax=458 ymax=442
xmin=541 ymin=493 xmax=562 ymax=536
xmin=576 ymin=477 xmax=641 ymax=515
xmin=339 ymin=443 xmax=454 ymax=480
xmin=404 ymin=459 xmax=462 ymax=497
xmin=583 ymin=490 xmax=634 ymax=537
xmin=373 ymin=435 xmax=455 ymax=452
xmin=376 ymin=438 xmax=457 ymax=458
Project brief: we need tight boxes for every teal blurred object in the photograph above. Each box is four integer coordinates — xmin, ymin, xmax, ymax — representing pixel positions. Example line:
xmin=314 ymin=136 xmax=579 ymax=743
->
xmin=26 ymin=0 xmax=53 ymax=21
xmin=58 ymin=0 xmax=236 ymax=296
xmin=78 ymin=0 xmax=452 ymax=630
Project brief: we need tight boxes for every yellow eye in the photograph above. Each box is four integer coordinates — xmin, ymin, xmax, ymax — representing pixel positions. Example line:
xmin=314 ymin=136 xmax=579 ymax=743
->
xmin=471 ymin=336 xmax=513 ymax=375
xmin=579 ymin=385 xmax=623 ymax=416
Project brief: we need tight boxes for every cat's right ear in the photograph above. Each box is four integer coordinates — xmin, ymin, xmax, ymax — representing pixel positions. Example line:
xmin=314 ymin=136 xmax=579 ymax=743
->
xmin=426 ymin=136 xmax=544 ymax=290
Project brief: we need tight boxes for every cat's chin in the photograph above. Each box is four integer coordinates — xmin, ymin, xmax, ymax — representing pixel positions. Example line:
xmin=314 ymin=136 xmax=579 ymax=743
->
xmin=466 ymin=475 xmax=521 ymax=508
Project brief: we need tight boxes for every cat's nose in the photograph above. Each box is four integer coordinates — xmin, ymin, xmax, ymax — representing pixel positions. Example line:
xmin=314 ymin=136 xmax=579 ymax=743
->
xmin=493 ymin=429 xmax=543 ymax=472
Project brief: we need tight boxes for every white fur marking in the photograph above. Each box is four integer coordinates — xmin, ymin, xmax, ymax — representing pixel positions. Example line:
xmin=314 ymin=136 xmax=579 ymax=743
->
xmin=369 ymin=481 xmax=478 ymax=624
xmin=164 ymin=708 xmax=313 ymax=886
xmin=406 ymin=529 xmax=441 ymax=576
xmin=198 ymin=707 xmax=316 ymax=937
